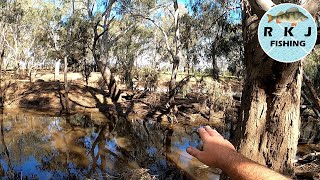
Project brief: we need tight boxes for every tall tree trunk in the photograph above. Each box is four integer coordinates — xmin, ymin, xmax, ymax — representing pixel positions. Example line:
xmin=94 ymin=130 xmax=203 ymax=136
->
xmin=233 ymin=0 xmax=305 ymax=175
xmin=211 ymin=56 xmax=219 ymax=80
xmin=72 ymin=0 xmax=75 ymax=13
xmin=211 ymin=29 xmax=223 ymax=80
xmin=234 ymin=61 xmax=302 ymax=174
xmin=64 ymin=57 xmax=69 ymax=114
xmin=169 ymin=0 xmax=181 ymax=91
xmin=94 ymin=57 xmax=121 ymax=102
xmin=0 ymin=28 xmax=4 ymax=107
xmin=124 ymin=57 xmax=134 ymax=90
xmin=186 ymin=58 xmax=190 ymax=75
xmin=153 ymin=31 xmax=157 ymax=69
xmin=92 ymin=26 xmax=117 ymax=99
xmin=169 ymin=56 xmax=179 ymax=91
xmin=90 ymin=0 xmax=121 ymax=102
xmin=54 ymin=59 xmax=60 ymax=81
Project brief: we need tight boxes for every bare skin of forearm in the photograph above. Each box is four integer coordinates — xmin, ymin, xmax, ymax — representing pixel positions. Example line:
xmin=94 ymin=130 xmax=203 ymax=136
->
xmin=220 ymin=150 xmax=290 ymax=180
xmin=186 ymin=126 xmax=290 ymax=180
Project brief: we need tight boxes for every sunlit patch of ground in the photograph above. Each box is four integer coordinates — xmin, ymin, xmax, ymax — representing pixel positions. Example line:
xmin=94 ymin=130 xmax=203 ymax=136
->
xmin=2 ymin=71 xmax=241 ymax=127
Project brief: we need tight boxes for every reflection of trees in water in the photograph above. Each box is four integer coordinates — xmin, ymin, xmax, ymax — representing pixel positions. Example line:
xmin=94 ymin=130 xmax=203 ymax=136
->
xmin=68 ymin=113 xmax=185 ymax=178
xmin=0 ymin=114 xmax=89 ymax=178
xmin=0 ymin=112 xmax=200 ymax=179
xmin=0 ymin=109 xmax=14 ymax=177
xmin=107 ymin=116 xmax=183 ymax=178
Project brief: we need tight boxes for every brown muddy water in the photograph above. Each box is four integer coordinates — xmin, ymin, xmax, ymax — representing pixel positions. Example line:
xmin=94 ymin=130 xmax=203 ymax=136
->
xmin=0 ymin=112 xmax=219 ymax=179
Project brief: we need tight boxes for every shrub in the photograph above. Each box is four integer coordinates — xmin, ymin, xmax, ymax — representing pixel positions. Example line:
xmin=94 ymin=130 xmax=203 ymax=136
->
xmin=140 ymin=67 xmax=160 ymax=92
xmin=304 ymin=48 xmax=320 ymax=93
xmin=203 ymin=80 xmax=233 ymax=111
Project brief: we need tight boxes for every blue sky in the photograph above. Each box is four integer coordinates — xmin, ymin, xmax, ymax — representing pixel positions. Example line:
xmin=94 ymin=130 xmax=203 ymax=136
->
xmin=91 ymin=0 xmax=240 ymax=24
xmin=180 ymin=0 xmax=241 ymax=23
xmin=178 ymin=0 xmax=189 ymax=6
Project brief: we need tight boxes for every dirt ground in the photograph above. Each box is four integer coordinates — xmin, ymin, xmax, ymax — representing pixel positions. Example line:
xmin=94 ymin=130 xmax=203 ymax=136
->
xmin=2 ymin=71 xmax=241 ymax=127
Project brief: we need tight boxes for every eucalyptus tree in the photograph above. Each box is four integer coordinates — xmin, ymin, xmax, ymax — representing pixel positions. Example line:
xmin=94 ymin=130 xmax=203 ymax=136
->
xmin=19 ymin=1 xmax=59 ymax=80
xmin=112 ymin=23 xmax=153 ymax=90
xmin=179 ymin=14 xmax=198 ymax=75
xmin=168 ymin=0 xmax=184 ymax=91
xmin=187 ymin=0 xmax=243 ymax=79
xmin=85 ymin=0 xmax=141 ymax=101
xmin=234 ymin=0 xmax=320 ymax=175
xmin=0 ymin=0 xmax=25 ymax=107
xmin=133 ymin=0 xmax=188 ymax=91
xmin=1 ymin=0 xmax=24 ymax=72
xmin=1 ymin=0 xmax=61 ymax=73
xmin=0 ymin=1 xmax=24 ymax=173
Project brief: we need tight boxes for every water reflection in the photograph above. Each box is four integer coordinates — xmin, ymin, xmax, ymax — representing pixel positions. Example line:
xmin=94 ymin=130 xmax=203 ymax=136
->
xmin=0 ymin=112 xmax=218 ymax=179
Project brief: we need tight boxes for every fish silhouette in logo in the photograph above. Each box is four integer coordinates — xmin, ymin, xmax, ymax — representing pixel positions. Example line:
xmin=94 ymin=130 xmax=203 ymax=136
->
xmin=267 ymin=7 xmax=308 ymax=26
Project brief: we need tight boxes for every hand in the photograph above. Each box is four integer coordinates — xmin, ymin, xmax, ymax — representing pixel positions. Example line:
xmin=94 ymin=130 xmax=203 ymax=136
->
xmin=186 ymin=126 xmax=236 ymax=169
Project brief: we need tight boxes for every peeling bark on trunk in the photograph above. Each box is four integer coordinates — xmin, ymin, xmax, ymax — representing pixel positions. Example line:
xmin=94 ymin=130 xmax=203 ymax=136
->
xmin=234 ymin=61 xmax=302 ymax=174
xmin=233 ymin=0 xmax=306 ymax=175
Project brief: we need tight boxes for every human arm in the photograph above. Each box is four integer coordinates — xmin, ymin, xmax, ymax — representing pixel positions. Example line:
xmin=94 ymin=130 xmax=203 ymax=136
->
xmin=186 ymin=126 xmax=290 ymax=180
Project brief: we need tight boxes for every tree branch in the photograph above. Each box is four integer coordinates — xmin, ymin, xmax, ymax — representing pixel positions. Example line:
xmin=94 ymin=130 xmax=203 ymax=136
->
xmin=94 ymin=16 xmax=115 ymax=42
xmin=247 ymin=0 xmax=275 ymax=17
xmin=108 ymin=23 xmax=136 ymax=48
xmin=101 ymin=0 xmax=117 ymax=19
xmin=254 ymin=0 xmax=275 ymax=11
xmin=173 ymin=0 xmax=180 ymax=57
xmin=133 ymin=14 xmax=174 ymax=58
xmin=4 ymin=37 xmax=14 ymax=53
xmin=303 ymin=73 xmax=320 ymax=114
xmin=205 ymin=11 xmax=228 ymax=31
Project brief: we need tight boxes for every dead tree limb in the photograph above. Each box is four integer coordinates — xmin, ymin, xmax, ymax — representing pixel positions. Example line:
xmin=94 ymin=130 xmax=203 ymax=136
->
xmin=166 ymin=75 xmax=192 ymax=107
xmin=146 ymin=75 xmax=192 ymax=121
xmin=301 ymin=91 xmax=320 ymax=118
xmin=303 ymin=73 xmax=320 ymax=115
